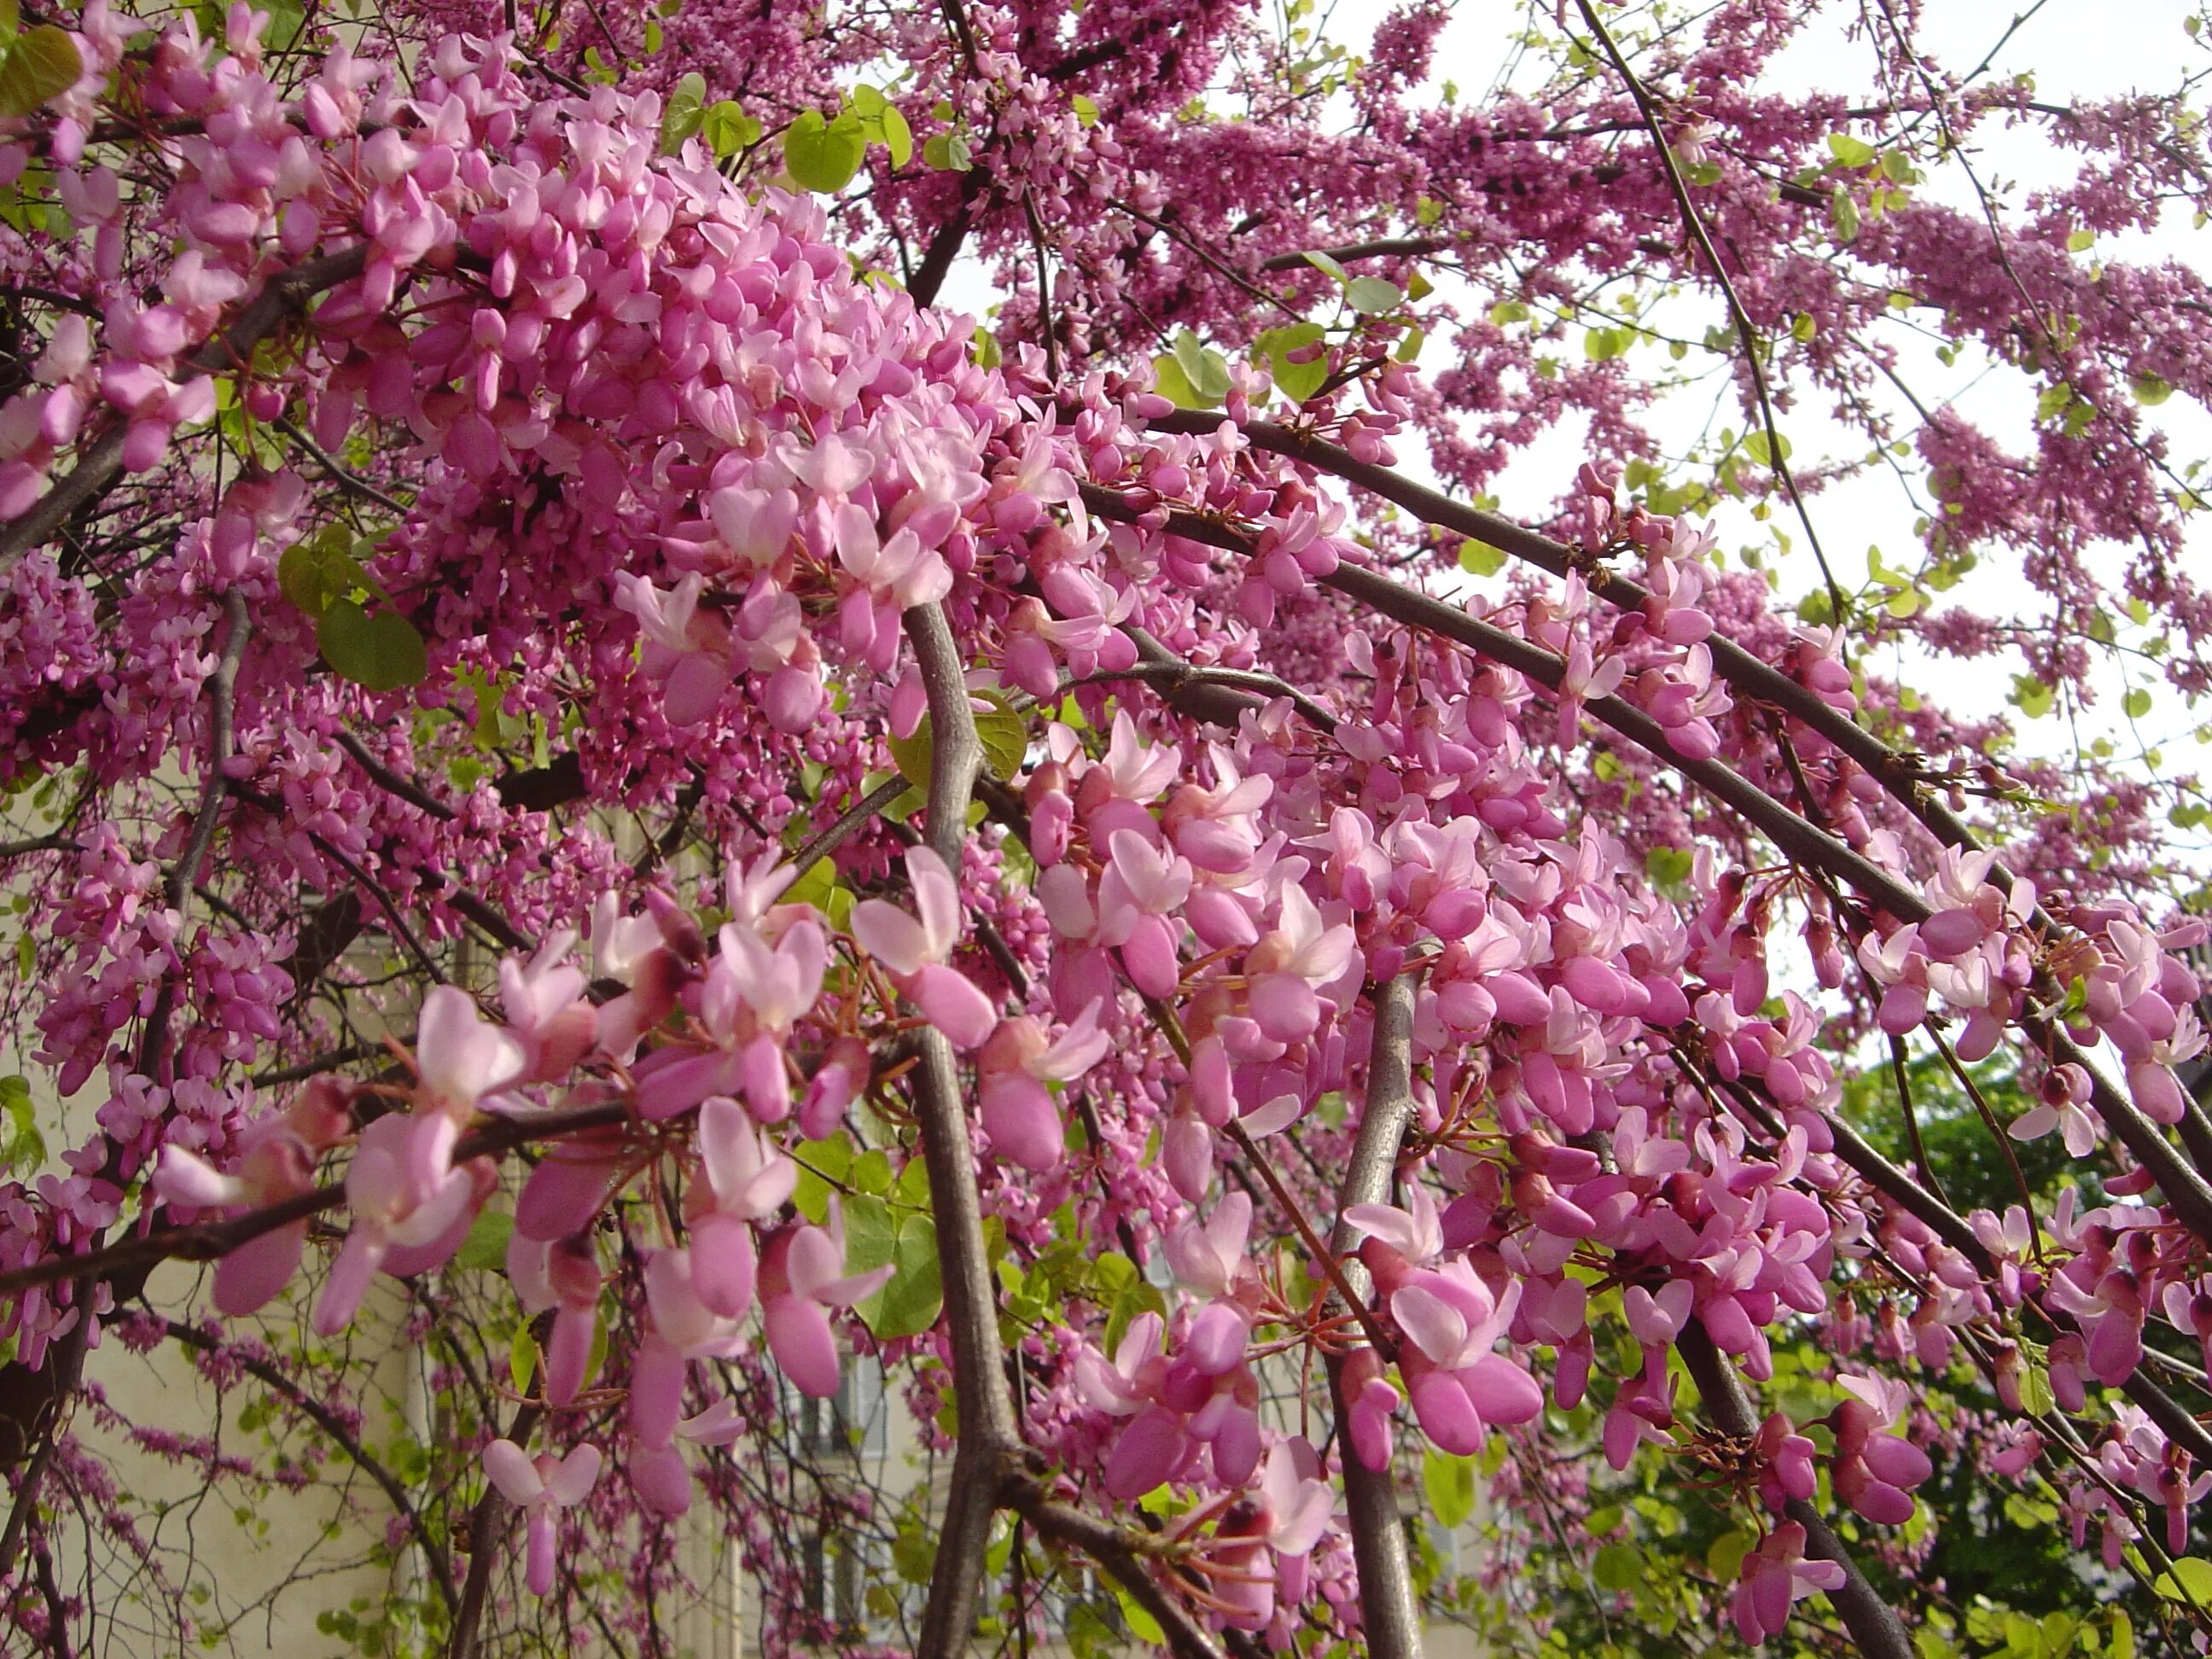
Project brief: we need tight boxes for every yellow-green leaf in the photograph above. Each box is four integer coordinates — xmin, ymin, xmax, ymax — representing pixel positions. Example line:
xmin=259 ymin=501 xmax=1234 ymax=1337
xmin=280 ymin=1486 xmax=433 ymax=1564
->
xmin=881 ymin=103 xmax=913 ymax=168
xmin=0 ymin=26 xmax=79 ymax=120
xmin=318 ymin=599 xmax=428 ymax=692
xmin=660 ymin=71 xmax=708 ymax=154
xmin=783 ymin=108 xmax=865 ymax=192
xmin=1458 ymin=538 xmax=1506 ymax=578
xmin=1422 ymin=1447 xmax=1476 ymax=1528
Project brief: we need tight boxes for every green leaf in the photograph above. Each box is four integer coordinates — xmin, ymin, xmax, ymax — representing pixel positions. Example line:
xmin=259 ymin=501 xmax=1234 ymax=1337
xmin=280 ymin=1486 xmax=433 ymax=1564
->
xmin=0 ymin=1073 xmax=42 ymax=1175
xmin=851 ymin=1148 xmax=894 ymax=1196
xmin=1422 ymin=1447 xmax=1476 ymax=1528
xmin=660 ymin=71 xmax=708 ymax=154
xmin=922 ymin=129 xmax=973 ymax=172
xmin=1708 ymin=1529 xmax=1753 ymax=1583
xmin=1254 ymin=321 xmax=1327 ymax=405
xmin=0 ymin=26 xmax=81 ymax=119
xmin=783 ymin=108 xmax=865 ymax=192
xmin=1150 ymin=353 xmax=1209 ymax=410
xmin=2153 ymin=1557 xmax=2212 ymax=1604
xmin=1168 ymin=330 xmax=1231 ymax=404
xmin=1458 ymin=538 xmax=1506 ymax=578
xmin=0 ymin=0 xmax=18 ymax=43
xmin=1826 ymin=132 xmax=1877 ymax=168
xmin=276 ymin=530 xmax=360 ymax=618
xmin=887 ymin=716 xmax=933 ymax=789
xmin=2011 ymin=674 xmax=2056 ymax=720
xmin=850 ymin=84 xmax=887 ymax=117
xmin=860 ymin=1214 xmax=943 ymax=1339
xmin=783 ymin=856 xmax=839 ymax=917
xmin=880 ymin=103 xmax=914 ymax=168
xmin=317 ymin=599 xmax=428 ymax=692
xmin=509 ymin=1325 xmax=538 ymax=1395
xmin=1345 ymin=276 xmax=1401 ymax=314
xmin=1104 ymin=1274 xmax=1166 ymax=1355
xmin=1301 ymin=249 xmax=1350 ymax=286
xmin=2124 ymin=687 xmax=2153 ymax=719
xmin=2132 ymin=374 xmax=2174 ymax=406
xmin=1116 ymin=1590 xmax=1166 ymax=1646
xmin=1584 ymin=326 xmax=1629 ymax=362
xmin=893 ymin=1524 xmax=936 ymax=1584
xmin=2067 ymin=227 xmax=2096 ymax=253
xmin=702 ymin=99 xmax=762 ymax=158
xmin=453 ymin=1208 xmax=512 ymax=1272
xmin=1831 ymin=188 xmax=1861 ymax=244
xmin=974 ymin=695 xmax=1029 ymax=780
xmin=1070 ymin=93 xmax=1099 ymax=127
xmin=843 ymin=1193 xmax=897 ymax=1278
xmin=1742 ymin=428 xmax=1793 ymax=467
xmin=1592 ymin=1542 xmax=1642 ymax=1592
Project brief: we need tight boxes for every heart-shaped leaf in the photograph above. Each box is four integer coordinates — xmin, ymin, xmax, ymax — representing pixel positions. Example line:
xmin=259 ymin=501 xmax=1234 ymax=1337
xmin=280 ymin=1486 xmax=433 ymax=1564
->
xmin=783 ymin=108 xmax=866 ymax=192
xmin=318 ymin=599 xmax=428 ymax=692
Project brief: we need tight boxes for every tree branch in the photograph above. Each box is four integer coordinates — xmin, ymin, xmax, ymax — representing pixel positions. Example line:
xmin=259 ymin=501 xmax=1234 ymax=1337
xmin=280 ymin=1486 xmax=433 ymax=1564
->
xmin=1009 ymin=1486 xmax=1225 ymax=1659
xmin=1082 ymin=479 xmax=2212 ymax=1246
xmin=902 ymin=600 xmax=1022 ymax=1659
xmin=1675 ymin=1320 xmax=1912 ymax=1659
xmin=0 ymin=1101 xmax=632 ymax=1299
xmin=162 ymin=1319 xmax=457 ymax=1613
xmin=0 ymin=247 xmax=372 ymax=573
xmin=1325 ymin=970 xmax=1423 ymax=1659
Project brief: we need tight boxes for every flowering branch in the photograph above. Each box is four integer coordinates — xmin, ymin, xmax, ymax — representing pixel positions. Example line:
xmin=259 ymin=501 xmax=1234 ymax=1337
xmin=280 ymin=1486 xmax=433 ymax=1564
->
xmin=903 ymin=599 xmax=1022 ymax=1659
xmin=1325 ymin=970 xmax=1424 ymax=1659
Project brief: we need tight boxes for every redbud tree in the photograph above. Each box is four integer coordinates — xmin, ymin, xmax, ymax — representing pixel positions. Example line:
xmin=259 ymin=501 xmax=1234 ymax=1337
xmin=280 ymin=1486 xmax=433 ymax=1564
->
xmin=2 ymin=0 xmax=2210 ymax=1655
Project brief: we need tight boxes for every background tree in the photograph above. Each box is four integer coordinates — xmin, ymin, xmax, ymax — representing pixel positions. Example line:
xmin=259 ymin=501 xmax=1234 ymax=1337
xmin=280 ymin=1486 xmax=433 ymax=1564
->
xmin=1 ymin=2 xmax=2210 ymax=1656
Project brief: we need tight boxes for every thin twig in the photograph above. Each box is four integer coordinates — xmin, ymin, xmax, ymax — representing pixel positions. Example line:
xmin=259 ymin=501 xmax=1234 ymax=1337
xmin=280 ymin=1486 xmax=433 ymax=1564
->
xmin=163 ymin=1319 xmax=458 ymax=1612
xmin=1571 ymin=0 xmax=1845 ymax=626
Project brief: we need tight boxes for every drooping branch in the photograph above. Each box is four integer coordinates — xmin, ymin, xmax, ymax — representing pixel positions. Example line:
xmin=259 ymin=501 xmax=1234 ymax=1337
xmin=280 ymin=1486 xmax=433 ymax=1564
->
xmin=1324 ymin=970 xmax=1423 ymax=1659
xmin=162 ymin=1319 xmax=458 ymax=1614
xmin=0 ymin=1101 xmax=631 ymax=1299
xmin=1676 ymin=1320 xmax=1914 ymax=1659
xmin=1571 ymin=0 xmax=1846 ymax=624
xmin=448 ymin=1392 xmax=544 ymax=1659
xmin=1129 ymin=420 xmax=1965 ymax=855
xmin=0 ymin=247 xmax=370 ymax=573
xmin=1009 ymin=1485 xmax=1225 ymax=1659
xmin=1 ymin=588 xmax=253 ymax=1586
xmin=1081 ymin=480 xmax=2212 ymax=1245
xmin=903 ymin=599 xmax=1023 ymax=1659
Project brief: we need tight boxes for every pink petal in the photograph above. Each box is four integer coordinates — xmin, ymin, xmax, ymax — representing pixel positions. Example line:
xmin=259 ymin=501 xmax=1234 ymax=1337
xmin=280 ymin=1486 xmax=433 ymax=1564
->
xmin=482 ymin=1437 xmax=544 ymax=1505
xmin=981 ymin=1073 xmax=1064 ymax=1172
xmin=1391 ymin=1284 xmax=1470 ymax=1366
xmin=764 ymin=1295 xmax=841 ymax=1398
xmin=909 ymin=963 xmax=998 ymax=1051
xmin=1458 ymin=1354 xmax=1543 ymax=1425
xmin=154 ymin=1145 xmax=246 ymax=1209
xmin=1406 ymin=1369 xmax=1486 ymax=1456
xmin=630 ymin=1441 xmax=694 ymax=1517
xmin=689 ymin=1213 xmax=759 ymax=1320
xmin=212 ymin=1221 xmax=305 ymax=1318
xmin=852 ymin=899 xmax=929 ymax=975
xmin=1104 ymin=1406 xmax=1190 ymax=1501
xmin=544 ymin=1442 xmax=602 ymax=1506
xmin=311 ymin=1228 xmax=386 ymax=1336
xmin=630 ymin=1336 xmax=689 ymax=1448
xmin=545 ymin=1305 xmax=595 ymax=1406
xmin=517 ymin=1152 xmax=620 ymax=1241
